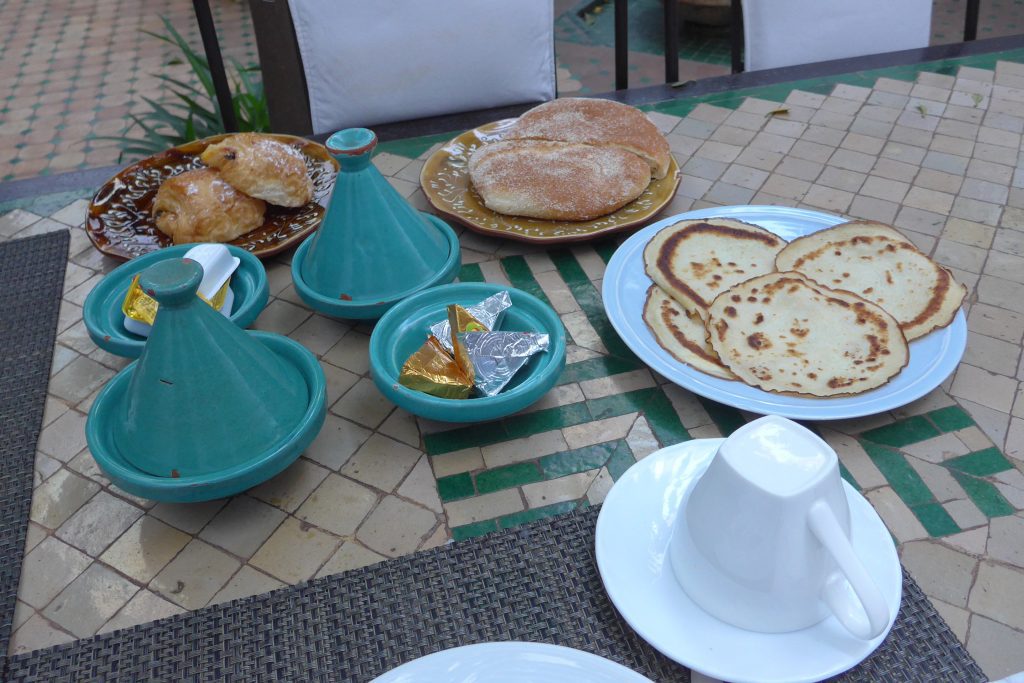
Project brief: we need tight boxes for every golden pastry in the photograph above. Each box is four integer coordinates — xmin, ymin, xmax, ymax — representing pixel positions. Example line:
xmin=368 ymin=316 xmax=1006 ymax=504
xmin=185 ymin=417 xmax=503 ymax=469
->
xmin=151 ymin=168 xmax=266 ymax=244
xmin=200 ymin=133 xmax=313 ymax=207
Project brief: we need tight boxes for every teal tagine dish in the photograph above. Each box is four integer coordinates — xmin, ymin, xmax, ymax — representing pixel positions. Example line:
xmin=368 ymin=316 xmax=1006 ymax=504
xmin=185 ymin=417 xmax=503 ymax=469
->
xmin=86 ymin=258 xmax=326 ymax=502
xmin=292 ymin=128 xmax=460 ymax=319
xmin=83 ymin=243 xmax=269 ymax=358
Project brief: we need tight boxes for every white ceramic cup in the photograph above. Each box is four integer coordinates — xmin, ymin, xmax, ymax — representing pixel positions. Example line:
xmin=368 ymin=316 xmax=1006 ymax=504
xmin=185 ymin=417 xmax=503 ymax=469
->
xmin=669 ymin=415 xmax=890 ymax=639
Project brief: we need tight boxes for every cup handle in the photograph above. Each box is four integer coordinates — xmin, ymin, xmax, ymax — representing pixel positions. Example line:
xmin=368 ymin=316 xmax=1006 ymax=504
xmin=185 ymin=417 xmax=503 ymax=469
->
xmin=807 ymin=500 xmax=890 ymax=640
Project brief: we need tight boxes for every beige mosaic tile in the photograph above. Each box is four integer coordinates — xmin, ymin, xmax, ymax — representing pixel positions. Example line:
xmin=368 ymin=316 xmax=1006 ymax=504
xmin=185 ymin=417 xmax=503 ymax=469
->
xmin=522 ymin=470 xmax=599 ymax=508
xmin=901 ymin=540 xmax=977 ymax=608
xmin=9 ymin=615 xmax=74 ymax=655
xmin=563 ymin=413 xmax=635 ymax=449
xmin=151 ymin=539 xmax=241 ymax=610
xmin=332 ymin=377 xmax=397 ymax=429
xmin=210 ymin=567 xmax=286 ymax=605
xmin=303 ymin=413 xmax=371 ymax=471
xmin=249 ymin=459 xmax=329 ymax=513
xmin=341 ymin=434 xmax=421 ymax=491
xmin=316 ymin=542 xmax=387 ymax=578
xmin=100 ymin=516 xmax=191 ymax=584
xmin=444 ymin=489 xmax=523 ymax=527
xmin=149 ymin=499 xmax=227 ymax=535
xmin=481 ymin=430 xmax=568 ymax=469
xmin=296 ymin=473 xmax=377 ymax=537
xmin=198 ymin=496 xmax=287 ymax=558
xmin=99 ymin=590 xmax=184 ymax=634
xmin=249 ymin=517 xmax=338 ymax=584
xmin=18 ymin=537 xmax=91 ymax=610
xmin=397 ymin=455 xmax=444 ymax=513
xmin=55 ymin=490 xmax=143 ymax=556
xmin=357 ymin=495 xmax=437 ymax=557
xmin=29 ymin=469 xmax=98 ymax=530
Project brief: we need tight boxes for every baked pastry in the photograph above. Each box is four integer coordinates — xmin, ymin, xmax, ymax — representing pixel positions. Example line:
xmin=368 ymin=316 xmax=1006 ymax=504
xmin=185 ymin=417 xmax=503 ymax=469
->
xmin=152 ymin=168 xmax=266 ymax=244
xmin=468 ymin=139 xmax=650 ymax=221
xmin=200 ymin=133 xmax=313 ymax=207
xmin=505 ymin=98 xmax=672 ymax=180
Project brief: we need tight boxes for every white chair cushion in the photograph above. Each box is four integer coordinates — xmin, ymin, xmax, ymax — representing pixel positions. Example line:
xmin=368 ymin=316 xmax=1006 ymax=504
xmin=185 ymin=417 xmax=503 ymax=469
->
xmin=742 ymin=0 xmax=933 ymax=72
xmin=287 ymin=0 xmax=556 ymax=134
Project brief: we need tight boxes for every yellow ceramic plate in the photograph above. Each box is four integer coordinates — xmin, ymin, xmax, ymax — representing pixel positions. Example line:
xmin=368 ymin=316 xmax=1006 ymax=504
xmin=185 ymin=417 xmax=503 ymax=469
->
xmin=420 ymin=119 xmax=682 ymax=244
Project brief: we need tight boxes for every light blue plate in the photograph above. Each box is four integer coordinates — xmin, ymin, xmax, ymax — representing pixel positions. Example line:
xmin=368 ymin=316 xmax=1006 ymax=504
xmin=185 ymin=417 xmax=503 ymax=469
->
xmin=602 ymin=205 xmax=967 ymax=420
xmin=83 ymin=244 xmax=269 ymax=358
xmin=85 ymin=332 xmax=326 ymax=502
xmin=369 ymin=283 xmax=566 ymax=423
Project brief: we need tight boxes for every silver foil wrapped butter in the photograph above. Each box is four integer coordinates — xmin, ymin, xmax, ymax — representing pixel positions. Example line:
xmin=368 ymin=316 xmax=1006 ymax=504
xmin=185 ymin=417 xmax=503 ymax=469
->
xmin=429 ymin=291 xmax=511 ymax=353
xmin=457 ymin=330 xmax=550 ymax=397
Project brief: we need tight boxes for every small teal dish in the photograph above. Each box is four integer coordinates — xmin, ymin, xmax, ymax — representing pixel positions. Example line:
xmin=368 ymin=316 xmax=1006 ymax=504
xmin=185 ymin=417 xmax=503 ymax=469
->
xmin=290 ymin=128 xmax=461 ymax=320
xmin=291 ymin=213 xmax=460 ymax=319
xmin=370 ymin=282 xmax=567 ymax=423
xmin=83 ymin=244 xmax=269 ymax=358
xmin=86 ymin=332 xmax=326 ymax=502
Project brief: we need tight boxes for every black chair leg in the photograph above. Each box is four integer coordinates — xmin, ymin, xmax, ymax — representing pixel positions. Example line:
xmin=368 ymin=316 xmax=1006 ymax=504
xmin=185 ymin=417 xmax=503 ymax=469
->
xmin=964 ymin=0 xmax=980 ymax=41
xmin=192 ymin=0 xmax=239 ymax=133
xmin=664 ymin=0 xmax=679 ymax=83
xmin=615 ymin=0 xmax=629 ymax=90
xmin=731 ymin=0 xmax=743 ymax=73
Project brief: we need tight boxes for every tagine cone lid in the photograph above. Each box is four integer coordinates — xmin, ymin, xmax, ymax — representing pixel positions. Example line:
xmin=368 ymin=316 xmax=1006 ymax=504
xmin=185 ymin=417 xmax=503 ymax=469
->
xmin=299 ymin=128 xmax=452 ymax=303
xmin=115 ymin=258 xmax=308 ymax=478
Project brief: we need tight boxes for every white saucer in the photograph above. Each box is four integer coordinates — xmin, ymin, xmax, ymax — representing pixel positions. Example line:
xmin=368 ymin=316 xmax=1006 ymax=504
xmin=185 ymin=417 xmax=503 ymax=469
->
xmin=595 ymin=440 xmax=902 ymax=683
xmin=369 ymin=641 xmax=653 ymax=682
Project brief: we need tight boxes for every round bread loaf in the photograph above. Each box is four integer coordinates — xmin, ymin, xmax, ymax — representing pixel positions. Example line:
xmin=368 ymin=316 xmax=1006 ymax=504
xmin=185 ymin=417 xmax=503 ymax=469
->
xmin=643 ymin=285 xmax=737 ymax=380
xmin=706 ymin=271 xmax=909 ymax=397
xmin=467 ymin=139 xmax=650 ymax=221
xmin=775 ymin=220 xmax=966 ymax=340
xmin=505 ymin=98 xmax=672 ymax=179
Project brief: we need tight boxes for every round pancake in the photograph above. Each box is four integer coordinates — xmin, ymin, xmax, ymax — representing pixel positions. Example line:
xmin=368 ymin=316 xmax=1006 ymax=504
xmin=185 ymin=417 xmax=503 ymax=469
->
xmin=468 ymin=139 xmax=650 ymax=221
xmin=505 ymin=97 xmax=672 ymax=179
xmin=774 ymin=220 xmax=966 ymax=340
xmin=642 ymin=285 xmax=737 ymax=380
xmin=706 ymin=271 xmax=909 ymax=397
xmin=643 ymin=218 xmax=787 ymax=321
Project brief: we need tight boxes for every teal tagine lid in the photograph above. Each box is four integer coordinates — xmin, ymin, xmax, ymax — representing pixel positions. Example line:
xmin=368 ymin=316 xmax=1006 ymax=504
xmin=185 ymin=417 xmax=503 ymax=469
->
xmin=86 ymin=258 xmax=327 ymax=501
xmin=292 ymin=128 xmax=460 ymax=319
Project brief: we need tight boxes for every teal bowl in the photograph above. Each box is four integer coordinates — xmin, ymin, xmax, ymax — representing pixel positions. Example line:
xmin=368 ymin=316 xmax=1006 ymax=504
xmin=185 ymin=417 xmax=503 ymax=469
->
xmin=291 ymin=213 xmax=461 ymax=320
xmin=85 ymin=332 xmax=326 ymax=502
xmin=370 ymin=283 xmax=567 ymax=423
xmin=83 ymin=244 xmax=269 ymax=358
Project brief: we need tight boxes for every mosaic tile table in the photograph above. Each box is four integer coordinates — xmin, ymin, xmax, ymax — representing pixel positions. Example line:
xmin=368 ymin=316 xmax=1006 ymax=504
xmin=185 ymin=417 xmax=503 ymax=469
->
xmin=3 ymin=43 xmax=1024 ymax=680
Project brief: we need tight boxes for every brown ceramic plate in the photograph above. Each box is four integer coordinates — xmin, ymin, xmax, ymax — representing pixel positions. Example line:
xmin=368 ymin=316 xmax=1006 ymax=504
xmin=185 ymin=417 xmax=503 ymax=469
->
xmin=420 ymin=119 xmax=681 ymax=244
xmin=87 ymin=133 xmax=338 ymax=261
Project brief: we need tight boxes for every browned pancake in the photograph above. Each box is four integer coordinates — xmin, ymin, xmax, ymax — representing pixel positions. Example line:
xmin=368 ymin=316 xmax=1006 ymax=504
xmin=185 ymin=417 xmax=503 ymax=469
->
xmin=642 ymin=285 xmax=737 ymax=380
xmin=505 ymin=97 xmax=672 ymax=179
xmin=468 ymin=139 xmax=650 ymax=221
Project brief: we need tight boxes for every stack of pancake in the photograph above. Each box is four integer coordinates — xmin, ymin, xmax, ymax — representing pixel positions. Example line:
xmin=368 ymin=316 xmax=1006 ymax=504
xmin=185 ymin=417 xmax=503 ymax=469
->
xmin=467 ymin=98 xmax=671 ymax=221
xmin=642 ymin=218 xmax=966 ymax=397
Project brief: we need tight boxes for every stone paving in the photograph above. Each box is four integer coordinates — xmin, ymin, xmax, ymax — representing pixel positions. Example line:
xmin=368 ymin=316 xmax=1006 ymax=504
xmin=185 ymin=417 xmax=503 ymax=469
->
xmin=3 ymin=49 xmax=1024 ymax=680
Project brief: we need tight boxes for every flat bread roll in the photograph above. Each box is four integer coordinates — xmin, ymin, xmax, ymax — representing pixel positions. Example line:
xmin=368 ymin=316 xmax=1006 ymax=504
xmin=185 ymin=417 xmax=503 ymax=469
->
xmin=505 ymin=98 xmax=672 ymax=180
xmin=200 ymin=133 xmax=313 ymax=207
xmin=775 ymin=220 xmax=966 ymax=340
xmin=643 ymin=285 xmax=737 ymax=380
xmin=468 ymin=139 xmax=650 ymax=221
xmin=644 ymin=218 xmax=786 ymax=321
xmin=706 ymin=272 xmax=909 ymax=397
xmin=152 ymin=168 xmax=266 ymax=245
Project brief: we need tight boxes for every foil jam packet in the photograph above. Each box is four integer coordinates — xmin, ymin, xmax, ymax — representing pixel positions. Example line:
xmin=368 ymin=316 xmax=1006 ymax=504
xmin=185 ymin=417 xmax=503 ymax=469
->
xmin=399 ymin=295 xmax=549 ymax=400
xmin=122 ymin=273 xmax=231 ymax=326
xmin=429 ymin=291 xmax=511 ymax=353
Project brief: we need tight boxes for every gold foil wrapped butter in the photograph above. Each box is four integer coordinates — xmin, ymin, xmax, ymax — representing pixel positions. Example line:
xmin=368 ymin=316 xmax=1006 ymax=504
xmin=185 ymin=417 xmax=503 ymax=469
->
xmin=398 ymin=335 xmax=474 ymax=400
xmin=122 ymin=273 xmax=231 ymax=325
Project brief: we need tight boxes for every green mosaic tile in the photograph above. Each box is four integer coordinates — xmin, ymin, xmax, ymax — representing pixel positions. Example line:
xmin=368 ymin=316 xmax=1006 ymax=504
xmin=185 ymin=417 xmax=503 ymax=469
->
xmin=540 ymin=441 xmax=618 ymax=478
xmin=549 ymin=249 xmax=636 ymax=360
xmin=557 ymin=356 xmax=642 ymax=385
xmin=458 ymin=263 xmax=485 ymax=283
xmin=607 ymin=440 xmax=637 ymax=480
xmin=587 ymin=388 xmax=657 ymax=421
xmin=425 ymin=422 xmax=509 ymax=456
xmin=501 ymin=255 xmax=553 ymax=307
xmin=505 ymin=402 xmax=593 ymax=440
xmin=950 ymin=471 xmax=1016 ymax=518
xmin=498 ymin=500 xmax=579 ymax=530
xmin=927 ymin=405 xmax=975 ymax=433
xmin=374 ymin=130 xmax=455 ymax=160
xmin=697 ymin=397 xmax=746 ymax=437
xmin=944 ymin=448 xmax=1014 ymax=477
xmin=451 ymin=518 xmax=498 ymax=541
xmin=437 ymin=472 xmax=475 ymax=502
xmin=476 ymin=462 xmax=543 ymax=494
xmin=861 ymin=441 xmax=934 ymax=507
xmin=860 ymin=416 xmax=939 ymax=448
xmin=643 ymin=390 xmax=691 ymax=446
xmin=912 ymin=503 xmax=961 ymax=537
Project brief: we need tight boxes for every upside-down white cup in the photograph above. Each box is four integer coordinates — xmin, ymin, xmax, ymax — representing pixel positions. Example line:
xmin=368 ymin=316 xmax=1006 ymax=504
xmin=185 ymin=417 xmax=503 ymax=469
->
xmin=669 ymin=415 xmax=890 ymax=639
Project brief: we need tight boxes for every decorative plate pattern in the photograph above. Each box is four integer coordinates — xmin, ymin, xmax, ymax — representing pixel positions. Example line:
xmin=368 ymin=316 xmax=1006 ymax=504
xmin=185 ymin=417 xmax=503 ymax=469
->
xmin=420 ymin=119 xmax=682 ymax=244
xmin=86 ymin=133 xmax=338 ymax=260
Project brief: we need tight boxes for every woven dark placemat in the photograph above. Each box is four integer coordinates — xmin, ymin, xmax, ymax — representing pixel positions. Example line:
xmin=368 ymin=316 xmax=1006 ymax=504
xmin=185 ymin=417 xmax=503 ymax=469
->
xmin=7 ymin=505 xmax=983 ymax=682
xmin=0 ymin=231 xmax=70 ymax=678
